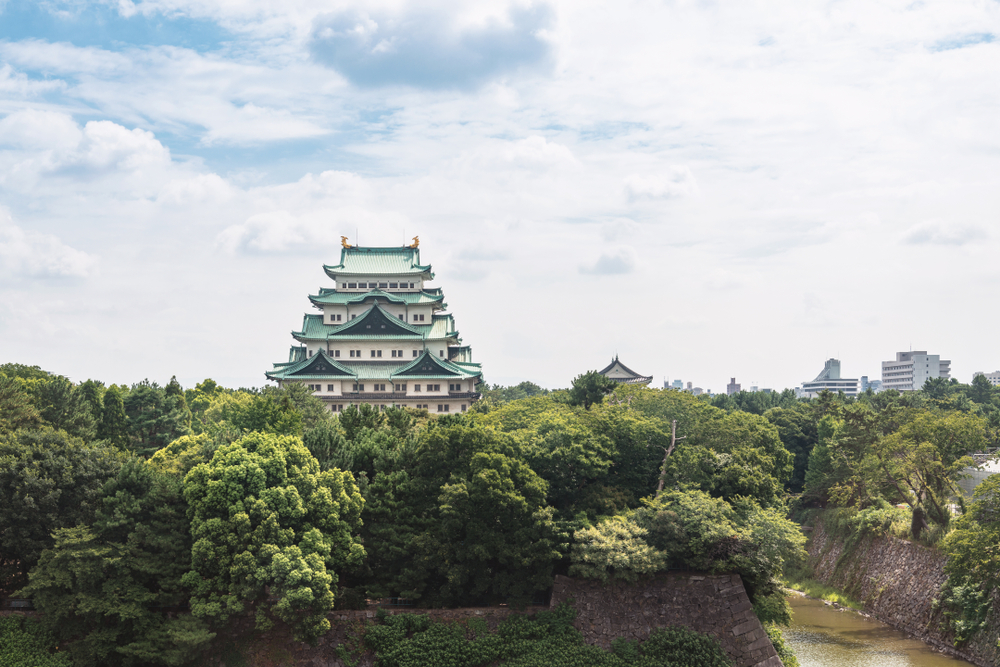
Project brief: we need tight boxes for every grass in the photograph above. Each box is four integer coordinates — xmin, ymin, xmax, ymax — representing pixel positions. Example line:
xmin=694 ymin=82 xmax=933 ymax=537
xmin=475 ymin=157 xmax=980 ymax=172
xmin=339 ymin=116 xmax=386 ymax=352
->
xmin=782 ymin=572 xmax=863 ymax=610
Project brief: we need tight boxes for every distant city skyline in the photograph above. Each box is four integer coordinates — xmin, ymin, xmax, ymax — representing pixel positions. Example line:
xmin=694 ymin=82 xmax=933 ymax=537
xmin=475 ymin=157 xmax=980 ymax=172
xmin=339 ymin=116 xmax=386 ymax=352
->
xmin=2 ymin=2 xmax=1000 ymax=392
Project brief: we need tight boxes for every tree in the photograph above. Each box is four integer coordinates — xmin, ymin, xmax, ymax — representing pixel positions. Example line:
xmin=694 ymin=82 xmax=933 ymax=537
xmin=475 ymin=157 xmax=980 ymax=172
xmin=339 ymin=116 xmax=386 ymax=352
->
xmin=224 ymin=393 xmax=303 ymax=435
xmin=79 ymin=379 xmax=105 ymax=425
xmin=433 ymin=445 xmax=561 ymax=606
xmin=0 ymin=428 xmax=123 ymax=587
xmin=99 ymin=385 xmax=129 ymax=447
xmin=569 ymin=517 xmax=667 ymax=583
xmin=568 ymin=371 xmax=617 ymax=409
xmin=481 ymin=397 xmax=617 ymax=517
xmin=0 ymin=375 xmax=41 ymax=434
xmin=182 ymin=432 xmax=364 ymax=640
xmin=339 ymin=403 xmax=386 ymax=441
xmin=764 ymin=404 xmax=818 ymax=492
xmin=359 ymin=422 xmax=561 ymax=606
xmin=0 ymin=363 xmax=52 ymax=380
xmin=262 ymin=383 xmax=331 ymax=430
xmin=34 ymin=375 xmax=97 ymax=440
xmin=837 ymin=411 xmax=984 ymax=537
xmin=968 ymin=373 xmax=995 ymax=405
xmin=21 ymin=459 xmax=213 ymax=666
xmin=943 ymin=474 xmax=1000 ymax=592
xmin=124 ymin=381 xmax=191 ymax=456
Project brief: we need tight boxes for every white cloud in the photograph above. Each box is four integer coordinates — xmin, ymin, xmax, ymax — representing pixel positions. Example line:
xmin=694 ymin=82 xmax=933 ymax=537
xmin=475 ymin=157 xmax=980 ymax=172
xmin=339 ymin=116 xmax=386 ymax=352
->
xmin=0 ymin=211 xmax=97 ymax=280
xmin=902 ymin=221 xmax=988 ymax=246
xmin=0 ymin=109 xmax=83 ymax=150
xmin=0 ymin=63 xmax=66 ymax=98
xmin=579 ymin=246 xmax=636 ymax=275
xmin=217 ymin=205 xmax=401 ymax=254
xmin=601 ymin=217 xmax=638 ymax=242
xmin=70 ymin=120 xmax=171 ymax=170
xmin=157 ymin=173 xmax=235 ymax=205
xmin=624 ymin=167 xmax=698 ymax=201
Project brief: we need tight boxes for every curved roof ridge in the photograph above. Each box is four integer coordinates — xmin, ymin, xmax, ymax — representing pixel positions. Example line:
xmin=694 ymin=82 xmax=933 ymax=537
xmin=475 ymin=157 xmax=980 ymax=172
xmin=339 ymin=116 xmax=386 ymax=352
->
xmin=597 ymin=356 xmax=652 ymax=383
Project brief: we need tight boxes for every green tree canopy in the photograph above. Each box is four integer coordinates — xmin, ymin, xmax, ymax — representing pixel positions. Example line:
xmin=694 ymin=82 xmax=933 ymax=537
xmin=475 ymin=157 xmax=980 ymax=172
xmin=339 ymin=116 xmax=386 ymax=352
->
xmin=21 ymin=459 xmax=213 ymax=666
xmin=568 ymin=371 xmax=617 ymax=409
xmin=181 ymin=432 xmax=364 ymax=640
xmin=124 ymin=381 xmax=192 ymax=456
xmin=0 ymin=428 xmax=123 ymax=587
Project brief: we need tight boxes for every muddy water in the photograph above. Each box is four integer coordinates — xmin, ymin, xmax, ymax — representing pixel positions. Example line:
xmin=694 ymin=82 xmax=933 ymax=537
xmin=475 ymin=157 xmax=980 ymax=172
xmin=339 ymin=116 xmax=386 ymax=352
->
xmin=784 ymin=596 xmax=977 ymax=667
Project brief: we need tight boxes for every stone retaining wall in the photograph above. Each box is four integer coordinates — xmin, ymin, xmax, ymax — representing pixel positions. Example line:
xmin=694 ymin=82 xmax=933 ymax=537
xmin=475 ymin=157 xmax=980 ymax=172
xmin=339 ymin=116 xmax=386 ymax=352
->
xmin=806 ymin=518 xmax=1000 ymax=667
xmin=550 ymin=573 xmax=782 ymax=667
xmin=199 ymin=606 xmax=533 ymax=667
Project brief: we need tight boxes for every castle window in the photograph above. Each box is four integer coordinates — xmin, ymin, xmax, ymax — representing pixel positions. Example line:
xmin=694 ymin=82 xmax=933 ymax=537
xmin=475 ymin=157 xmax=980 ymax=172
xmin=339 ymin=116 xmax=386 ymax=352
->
xmin=398 ymin=314 xmax=403 ymax=320
xmin=334 ymin=350 xmax=340 ymax=357
xmin=461 ymin=404 xmax=467 ymax=412
xmin=439 ymin=350 xmax=444 ymax=357
xmin=309 ymin=350 xmax=314 ymax=357
xmin=413 ymin=350 xmax=419 ymax=357
xmin=327 ymin=384 xmax=335 ymax=391
xmin=350 ymin=350 xmax=356 ymax=358
xmin=341 ymin=284 xmax=347 ymax=289
xmin=389 ymin=283 xmax=398 ymax=289
xmin=415 ymin=385 xmax=421 ymax=392
xmin=379 ymin=282 xmax=388 ymax=289
xmin=348 ymin=283 xmax=357 ymax=289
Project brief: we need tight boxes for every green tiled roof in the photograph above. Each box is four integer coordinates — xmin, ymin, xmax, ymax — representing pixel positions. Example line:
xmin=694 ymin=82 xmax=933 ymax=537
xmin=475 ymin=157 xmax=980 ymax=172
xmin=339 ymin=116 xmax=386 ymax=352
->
xmin=266 ymin=351 xmax=356 ymax=380
xmin=292 ymin=304 xmax=459 ymax=343
xmin=324 ymin=246 xmax=433 ymax=279
xmin=266 ymin=353 xmax=482 ymax=381
xmin=393 ymin=350 xmax=481 ymax=379
xmin=309 ymin=288 xmax=445 ymax=307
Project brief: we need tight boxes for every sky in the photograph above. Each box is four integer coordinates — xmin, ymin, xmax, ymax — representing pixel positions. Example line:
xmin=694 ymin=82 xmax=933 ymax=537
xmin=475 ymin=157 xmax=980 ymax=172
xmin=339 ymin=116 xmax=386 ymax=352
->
xmin=0 ymin=0 xmax=999 ymax=392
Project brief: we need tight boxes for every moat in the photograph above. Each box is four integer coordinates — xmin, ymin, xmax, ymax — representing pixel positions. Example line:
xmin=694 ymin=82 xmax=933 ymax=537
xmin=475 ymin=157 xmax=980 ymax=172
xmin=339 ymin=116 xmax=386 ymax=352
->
xmin=786 ymin=596 xmax=976 ymax=667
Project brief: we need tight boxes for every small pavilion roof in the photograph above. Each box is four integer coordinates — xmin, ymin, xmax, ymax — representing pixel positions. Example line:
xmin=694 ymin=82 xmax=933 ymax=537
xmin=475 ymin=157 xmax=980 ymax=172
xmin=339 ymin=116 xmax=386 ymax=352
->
xmin=598 ymin=356 xmax=653 ymax=385
xmin=324 ymin=246 xmax=433 ymax=280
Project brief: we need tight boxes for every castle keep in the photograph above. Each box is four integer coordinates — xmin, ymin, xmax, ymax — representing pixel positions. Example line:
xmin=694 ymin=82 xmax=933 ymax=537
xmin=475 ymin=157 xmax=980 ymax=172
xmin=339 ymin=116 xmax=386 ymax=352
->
xmin=266 ymin=241 xmax=483 ymax=413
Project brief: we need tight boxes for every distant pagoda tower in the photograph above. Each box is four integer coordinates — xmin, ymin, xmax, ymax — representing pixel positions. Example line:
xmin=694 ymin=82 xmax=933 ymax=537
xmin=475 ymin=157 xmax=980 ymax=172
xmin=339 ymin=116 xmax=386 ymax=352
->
xmin=266 ymin=239 xmax=483 ymax=414
xmin=598 ymin=355 xmax=652 ymax=385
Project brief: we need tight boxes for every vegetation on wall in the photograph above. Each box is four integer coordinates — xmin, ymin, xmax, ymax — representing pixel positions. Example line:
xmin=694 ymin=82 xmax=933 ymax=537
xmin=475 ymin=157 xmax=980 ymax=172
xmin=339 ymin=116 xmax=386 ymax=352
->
xmin=363 ymin=604 xmax=733 ymax=667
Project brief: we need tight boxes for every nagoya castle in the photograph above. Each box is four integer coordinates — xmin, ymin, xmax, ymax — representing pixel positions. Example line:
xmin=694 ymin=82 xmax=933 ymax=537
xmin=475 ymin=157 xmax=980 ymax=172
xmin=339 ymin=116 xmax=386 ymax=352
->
xmin=266 ymin=237 xmax=483 ymax=413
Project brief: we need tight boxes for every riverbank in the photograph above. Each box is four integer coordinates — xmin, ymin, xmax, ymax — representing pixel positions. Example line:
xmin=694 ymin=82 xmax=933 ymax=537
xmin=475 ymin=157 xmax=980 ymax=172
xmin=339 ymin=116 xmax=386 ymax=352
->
xmin=799 ymin=514 xmax=1000 ymax=667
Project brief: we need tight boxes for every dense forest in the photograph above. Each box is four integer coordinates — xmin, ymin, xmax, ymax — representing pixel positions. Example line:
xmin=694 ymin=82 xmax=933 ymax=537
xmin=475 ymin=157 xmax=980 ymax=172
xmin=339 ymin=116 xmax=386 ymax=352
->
xmin=2 ymin=363 xmax=999 ymax=666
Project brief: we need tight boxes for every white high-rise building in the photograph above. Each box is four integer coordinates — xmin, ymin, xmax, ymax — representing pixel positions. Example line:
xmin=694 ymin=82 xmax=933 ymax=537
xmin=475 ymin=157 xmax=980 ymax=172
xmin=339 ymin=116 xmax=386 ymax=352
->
xmin=881 ymin=351 xmax=951 ymax=392
xmin=973 ymin=371 xmax=1000 ymax=386
xmin=798 ymin=358 xmax=858 ymax=398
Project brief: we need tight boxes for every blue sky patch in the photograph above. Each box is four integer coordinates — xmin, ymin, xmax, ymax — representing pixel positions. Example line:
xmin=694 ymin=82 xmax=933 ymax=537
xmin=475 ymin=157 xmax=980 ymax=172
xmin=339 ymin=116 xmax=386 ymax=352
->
xmin=930 ymin=32 xmax=994 ymax=52
xmin=0 ymin=1 xmax=230 ymax=52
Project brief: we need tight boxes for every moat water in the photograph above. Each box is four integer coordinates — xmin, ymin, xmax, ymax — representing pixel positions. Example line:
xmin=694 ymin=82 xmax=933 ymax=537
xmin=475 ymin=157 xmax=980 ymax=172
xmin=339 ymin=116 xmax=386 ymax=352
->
xmin=785 ymin=596 xmax=977 ymax=667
